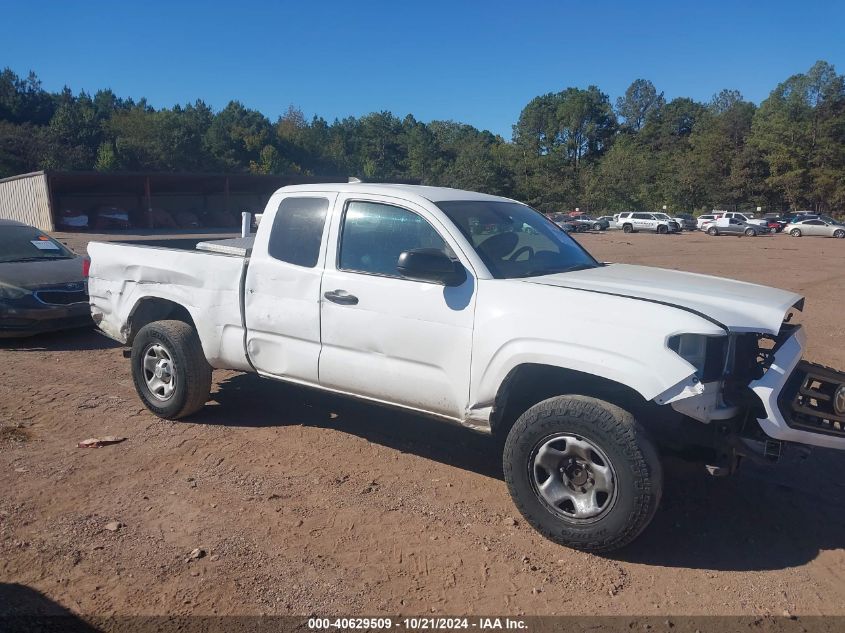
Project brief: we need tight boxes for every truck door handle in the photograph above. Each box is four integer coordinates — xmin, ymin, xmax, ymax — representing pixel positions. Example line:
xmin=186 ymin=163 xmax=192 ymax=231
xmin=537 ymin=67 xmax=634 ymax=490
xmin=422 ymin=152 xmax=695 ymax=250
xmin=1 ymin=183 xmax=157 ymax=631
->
xmin=324 ymin=290 xmax=358 ymax=305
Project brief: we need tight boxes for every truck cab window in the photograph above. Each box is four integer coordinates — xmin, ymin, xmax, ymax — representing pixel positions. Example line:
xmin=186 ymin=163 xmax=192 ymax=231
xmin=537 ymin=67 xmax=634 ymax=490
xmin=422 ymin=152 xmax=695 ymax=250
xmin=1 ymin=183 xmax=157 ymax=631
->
xmin=339 ymin=201 xmax=451 ymax=277
xmin=267 ymin=197 xmax=330 ymax=267
xmin=437 ymin=200 xmax=598 ymax=279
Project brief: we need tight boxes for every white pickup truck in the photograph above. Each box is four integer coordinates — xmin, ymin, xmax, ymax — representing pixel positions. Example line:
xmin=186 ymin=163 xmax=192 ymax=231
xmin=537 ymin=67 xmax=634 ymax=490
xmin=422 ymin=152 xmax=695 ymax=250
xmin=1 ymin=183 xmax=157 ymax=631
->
xmin=89 ymin=183 xmax=845 ymax=552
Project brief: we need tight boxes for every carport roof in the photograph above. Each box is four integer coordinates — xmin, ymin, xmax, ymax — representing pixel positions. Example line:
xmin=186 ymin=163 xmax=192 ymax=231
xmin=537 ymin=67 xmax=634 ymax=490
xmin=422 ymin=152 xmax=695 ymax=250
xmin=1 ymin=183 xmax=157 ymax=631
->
xmin=0 ymin=170 xmax=344 ymax=195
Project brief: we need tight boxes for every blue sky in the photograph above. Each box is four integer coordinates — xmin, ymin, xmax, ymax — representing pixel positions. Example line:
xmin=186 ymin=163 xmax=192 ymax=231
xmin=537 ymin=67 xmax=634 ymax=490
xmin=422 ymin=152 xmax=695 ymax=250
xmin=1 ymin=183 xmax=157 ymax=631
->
xmin=1 ymin=0 xmax=843 ymax=138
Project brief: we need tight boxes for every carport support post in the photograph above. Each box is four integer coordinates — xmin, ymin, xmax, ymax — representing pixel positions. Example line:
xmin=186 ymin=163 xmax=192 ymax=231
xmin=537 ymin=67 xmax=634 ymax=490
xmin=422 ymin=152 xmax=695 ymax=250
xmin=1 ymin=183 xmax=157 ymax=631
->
xmin=224 ymin=176 xmax=230 ymax=214
xmin=144 ymin=176 xmax=153 ymax=229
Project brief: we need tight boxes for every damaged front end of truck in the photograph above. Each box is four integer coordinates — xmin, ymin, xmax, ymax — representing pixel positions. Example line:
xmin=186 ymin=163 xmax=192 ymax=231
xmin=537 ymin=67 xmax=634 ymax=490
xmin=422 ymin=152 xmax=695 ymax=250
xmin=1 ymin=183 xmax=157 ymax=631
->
xmin=661 ymin=301 xmax=845 ymax=475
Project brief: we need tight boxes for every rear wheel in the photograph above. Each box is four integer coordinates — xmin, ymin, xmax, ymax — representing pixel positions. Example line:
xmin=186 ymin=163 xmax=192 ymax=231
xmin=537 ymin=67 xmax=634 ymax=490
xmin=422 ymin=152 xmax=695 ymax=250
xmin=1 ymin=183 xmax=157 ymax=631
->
xmin=503 ymin=395 xmax=662 ymax=552
xmin=790 ymin=228 xmax=802 ymax=237
xmin=707 ymin=226 xmax=718 ymax=236
xmin=622 ymin=224 xmax=633 ymax=234
xmin=131 ymin=320 xmax=212 ymax=419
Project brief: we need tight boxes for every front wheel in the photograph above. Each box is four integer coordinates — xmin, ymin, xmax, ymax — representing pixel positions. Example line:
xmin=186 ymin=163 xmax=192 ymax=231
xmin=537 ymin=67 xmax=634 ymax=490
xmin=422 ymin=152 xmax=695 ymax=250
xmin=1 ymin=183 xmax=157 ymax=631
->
xmin=834 ymin=229 xmax=845 ymax=239
xmin=707 ymin=226 xmax=718 ymax=236
xmin=744 ymin=228 xmax=756 ymax=237
xmin=503 ymin=395 xmax=662 ymax=553
xmin=657 ymin=225 xmax=668 ymax=234
xmin=790 ymin=228 xmax=802 ymax=237
xmin=131 ymin=320 xmax=212 ymax=419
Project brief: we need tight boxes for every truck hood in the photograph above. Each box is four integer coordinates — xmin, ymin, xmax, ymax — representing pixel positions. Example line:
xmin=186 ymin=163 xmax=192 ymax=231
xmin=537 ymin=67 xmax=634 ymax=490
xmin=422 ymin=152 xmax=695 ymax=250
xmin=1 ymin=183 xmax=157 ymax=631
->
xmin=522 ymin=263 xmax=802 ymax=334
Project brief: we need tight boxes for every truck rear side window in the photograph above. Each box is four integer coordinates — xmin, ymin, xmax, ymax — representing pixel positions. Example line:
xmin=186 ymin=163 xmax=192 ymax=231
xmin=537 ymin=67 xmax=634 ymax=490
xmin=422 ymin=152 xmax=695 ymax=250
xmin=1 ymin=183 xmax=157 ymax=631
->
xmin=267 ymin=197 xmax=330 ymax=267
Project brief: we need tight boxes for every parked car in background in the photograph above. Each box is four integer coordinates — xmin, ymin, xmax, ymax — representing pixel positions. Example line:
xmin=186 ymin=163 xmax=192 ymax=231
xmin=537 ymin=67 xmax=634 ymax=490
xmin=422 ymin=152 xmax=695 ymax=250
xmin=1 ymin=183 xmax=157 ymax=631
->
xmin=713 ymin=211 xmax=768 ymax=228
xmin=617 ymin=212 xmax=680 ymax=234
xmin=765 ymin=217 xmax=788 ymax=233
xmin=653 ymin=213 xmax=688 ymax=231
xmin=595 ymin=215 xmax=617 ymax=229
xmin=549 ymin=213 xmax=578 ymax=232
xmin=786 ymin=217 xmax=845 ymax=238
xmin=705 ymin=217 xmax=770 ymax=237
xmin=696 ymin=214 xmax=718 ymax=230
xmin=781 ymin=213 xmax=819 ymax=225
xmin=0 ymin=220 xmax=91 ymax=338
xmin=672 ymin=214 xmax=696 ymax=231
xmin=568 ymin=214 xmax=608 ymax=231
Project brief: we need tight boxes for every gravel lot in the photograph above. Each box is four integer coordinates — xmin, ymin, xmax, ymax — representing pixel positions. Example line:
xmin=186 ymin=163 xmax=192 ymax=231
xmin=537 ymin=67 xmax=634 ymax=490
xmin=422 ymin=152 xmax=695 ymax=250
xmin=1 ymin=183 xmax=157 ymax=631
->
xmin=3 ymin=229 xmax=845 ymax=618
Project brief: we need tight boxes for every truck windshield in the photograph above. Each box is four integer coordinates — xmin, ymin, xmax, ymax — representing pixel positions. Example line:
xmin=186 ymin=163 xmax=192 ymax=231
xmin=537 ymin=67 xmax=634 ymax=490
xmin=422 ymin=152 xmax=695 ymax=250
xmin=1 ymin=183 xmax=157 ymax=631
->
xmin=436 ymin=200 xmax=600 ymax=279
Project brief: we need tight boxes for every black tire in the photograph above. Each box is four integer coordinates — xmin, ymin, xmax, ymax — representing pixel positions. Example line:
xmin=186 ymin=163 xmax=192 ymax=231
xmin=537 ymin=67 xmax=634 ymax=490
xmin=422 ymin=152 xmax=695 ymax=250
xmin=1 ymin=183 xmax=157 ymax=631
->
xmin=744 ymin=228 xmax=756 ymax=237
xmin=622 ymin=224 xmax=633 ymax=234
xmin=131 ymin=320 xmax=212 ymax=419
xmin=707 ymin=226 xmax=718 ymax=236
xmin=657 ymin=225 xmax=668 ymax=234
xmin=503 ymin=395 xmax=662 ymax=553
xmin=834 ymin=229 xmax=845 ymax=239
xmin=790 ymin=228 xmax=802 ymax=237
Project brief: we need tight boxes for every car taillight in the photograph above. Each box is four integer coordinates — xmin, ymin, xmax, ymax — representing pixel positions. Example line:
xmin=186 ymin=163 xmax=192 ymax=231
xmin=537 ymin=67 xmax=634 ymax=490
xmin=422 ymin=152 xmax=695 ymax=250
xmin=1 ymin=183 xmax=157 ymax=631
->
xmin=82 ymin=257 xmax=91 ymax=278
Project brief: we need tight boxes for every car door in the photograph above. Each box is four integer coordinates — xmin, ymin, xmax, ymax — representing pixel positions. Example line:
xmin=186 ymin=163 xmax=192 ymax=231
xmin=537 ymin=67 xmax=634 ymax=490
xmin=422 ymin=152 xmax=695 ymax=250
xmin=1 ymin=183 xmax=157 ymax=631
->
xmin=631 ymin=213 xmax=647 ymax=230
xmin=803 ymin=220 xmax=825 ymax=236
xmin=318 ymin=195 xmax=476 ymax=419
xmin=244 ymin=192 xmax=337 ymax=383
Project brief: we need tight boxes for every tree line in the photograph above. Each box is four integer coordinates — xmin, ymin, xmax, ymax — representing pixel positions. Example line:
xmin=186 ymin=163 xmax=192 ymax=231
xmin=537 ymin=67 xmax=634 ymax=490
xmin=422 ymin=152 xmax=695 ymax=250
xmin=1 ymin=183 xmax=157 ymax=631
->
xmin=1 ymin=60 xmax=843 ymax=214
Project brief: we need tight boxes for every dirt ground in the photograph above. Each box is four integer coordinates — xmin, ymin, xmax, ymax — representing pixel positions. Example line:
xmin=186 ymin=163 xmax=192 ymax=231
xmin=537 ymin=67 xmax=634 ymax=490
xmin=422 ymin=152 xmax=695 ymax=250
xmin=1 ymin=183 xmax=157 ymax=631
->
xmin=3 ymin=229 xmax=845 ymax=618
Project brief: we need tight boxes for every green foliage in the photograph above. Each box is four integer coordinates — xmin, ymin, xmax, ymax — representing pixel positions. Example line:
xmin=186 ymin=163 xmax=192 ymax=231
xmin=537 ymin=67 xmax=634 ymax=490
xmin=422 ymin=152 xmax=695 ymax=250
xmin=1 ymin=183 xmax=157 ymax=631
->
xmin=616 ymin=79 xmax=665 ymax=132
xmin=0 ymin=62 xmax=843 ymax=213
xmin=751 ymin=61 xmax=845 ymax=210
xmin=94 ymin=141 xmax=117 ymax=171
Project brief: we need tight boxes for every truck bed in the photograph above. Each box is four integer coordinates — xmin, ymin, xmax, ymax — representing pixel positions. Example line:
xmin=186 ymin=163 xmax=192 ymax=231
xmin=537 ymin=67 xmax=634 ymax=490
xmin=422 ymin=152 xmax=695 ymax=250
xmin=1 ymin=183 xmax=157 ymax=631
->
xmin=87 ymin=241 xmax=251 ymax=370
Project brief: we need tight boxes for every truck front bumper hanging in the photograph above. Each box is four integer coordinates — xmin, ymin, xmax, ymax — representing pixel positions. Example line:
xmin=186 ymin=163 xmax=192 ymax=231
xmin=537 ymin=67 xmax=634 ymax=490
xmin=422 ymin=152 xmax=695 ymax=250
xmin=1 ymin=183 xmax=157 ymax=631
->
xmin=751 ymin=326 xmax=845 ymax=450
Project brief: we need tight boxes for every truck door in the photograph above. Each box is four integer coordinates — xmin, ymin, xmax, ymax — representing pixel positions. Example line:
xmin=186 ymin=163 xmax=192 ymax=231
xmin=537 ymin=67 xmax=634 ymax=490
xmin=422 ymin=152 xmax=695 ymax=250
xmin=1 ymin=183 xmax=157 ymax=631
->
xmin=318 ymin=195 xmax=476 ymax=419
xmin=244 ymin=193 xmax=337 ymax=383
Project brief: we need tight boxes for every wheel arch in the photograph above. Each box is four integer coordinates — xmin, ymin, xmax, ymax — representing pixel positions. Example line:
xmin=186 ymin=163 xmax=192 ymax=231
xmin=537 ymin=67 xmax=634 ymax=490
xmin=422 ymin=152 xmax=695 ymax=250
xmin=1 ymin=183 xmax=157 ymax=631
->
xmin=490 ymin=363 xmax=654 ymax=438
xmin=126 ymin=297 xmax=197 ymax=347
xmin=487 ymin=362 xmax=712 ymax=460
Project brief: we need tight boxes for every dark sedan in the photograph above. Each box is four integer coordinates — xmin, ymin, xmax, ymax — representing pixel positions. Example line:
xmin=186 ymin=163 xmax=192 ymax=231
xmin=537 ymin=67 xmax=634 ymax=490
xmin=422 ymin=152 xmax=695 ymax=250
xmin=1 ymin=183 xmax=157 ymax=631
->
xmin=0 ymin=220 xmax=91 ymax=338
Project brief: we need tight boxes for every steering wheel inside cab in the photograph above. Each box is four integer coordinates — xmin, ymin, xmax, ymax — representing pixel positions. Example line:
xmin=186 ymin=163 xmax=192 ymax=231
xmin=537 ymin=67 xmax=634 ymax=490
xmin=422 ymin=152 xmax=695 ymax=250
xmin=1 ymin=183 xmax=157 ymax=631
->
xmin=477 ymin=232 xmax=534 ymax=262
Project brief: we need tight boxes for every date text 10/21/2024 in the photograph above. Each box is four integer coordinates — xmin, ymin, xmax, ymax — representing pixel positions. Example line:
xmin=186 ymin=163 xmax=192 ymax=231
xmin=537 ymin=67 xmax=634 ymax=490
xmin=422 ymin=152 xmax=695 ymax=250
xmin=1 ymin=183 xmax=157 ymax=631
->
xmin=307 ymin=617 xmax=528 ymax=630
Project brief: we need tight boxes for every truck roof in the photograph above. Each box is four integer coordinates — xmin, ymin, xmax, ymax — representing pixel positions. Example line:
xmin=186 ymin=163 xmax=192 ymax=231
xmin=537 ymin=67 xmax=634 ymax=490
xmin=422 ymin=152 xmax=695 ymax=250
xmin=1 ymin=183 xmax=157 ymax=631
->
xmin=275 ymin=182 xmax=515 ymax=204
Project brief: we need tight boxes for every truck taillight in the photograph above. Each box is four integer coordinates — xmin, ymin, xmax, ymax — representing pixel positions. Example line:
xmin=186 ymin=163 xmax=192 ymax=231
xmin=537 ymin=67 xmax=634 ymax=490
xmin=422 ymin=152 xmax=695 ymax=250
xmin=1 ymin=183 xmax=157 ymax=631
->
xmin=82 ymin=257 xmax=91 ymax=278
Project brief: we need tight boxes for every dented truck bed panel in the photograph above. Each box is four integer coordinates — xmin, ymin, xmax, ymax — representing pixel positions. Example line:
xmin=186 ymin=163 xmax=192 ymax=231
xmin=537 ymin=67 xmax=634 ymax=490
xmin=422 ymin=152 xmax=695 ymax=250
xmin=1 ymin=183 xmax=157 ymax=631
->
xmin=87 ymin=242 xmax=251 ymax=371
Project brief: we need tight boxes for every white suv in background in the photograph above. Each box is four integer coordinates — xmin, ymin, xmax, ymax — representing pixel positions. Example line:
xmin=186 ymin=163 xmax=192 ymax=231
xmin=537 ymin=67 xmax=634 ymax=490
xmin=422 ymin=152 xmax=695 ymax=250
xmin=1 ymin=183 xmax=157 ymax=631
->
xmin=617 ymin=212 xmax=680 ymax=234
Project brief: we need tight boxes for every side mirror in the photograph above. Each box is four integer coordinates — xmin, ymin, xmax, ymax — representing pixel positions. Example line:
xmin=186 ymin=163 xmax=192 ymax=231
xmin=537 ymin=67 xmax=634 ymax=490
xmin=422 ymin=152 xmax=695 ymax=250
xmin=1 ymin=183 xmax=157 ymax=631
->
xmin=397 ymin=248 xmax=466 ymax=286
